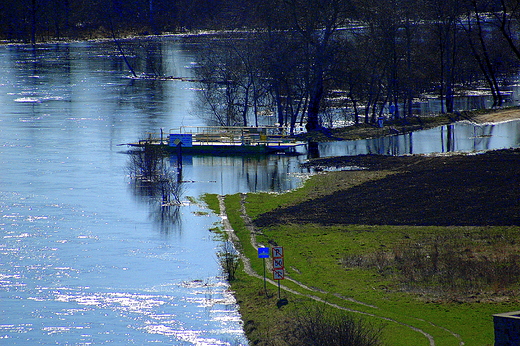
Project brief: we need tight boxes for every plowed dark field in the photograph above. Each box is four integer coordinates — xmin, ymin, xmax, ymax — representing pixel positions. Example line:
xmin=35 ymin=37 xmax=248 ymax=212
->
xmin=254 ymin=149 xmax=520 ymax=227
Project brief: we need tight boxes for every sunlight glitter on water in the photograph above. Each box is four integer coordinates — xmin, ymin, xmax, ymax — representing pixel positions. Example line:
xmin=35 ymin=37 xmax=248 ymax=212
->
xmin=143 ymin=325 xmax=245 ymax=346
xmin=56 ymin=292 xmax=169 ymax=311
xmin=0 ymin=188 xmax=248 ymax=344
xmin=1 ymin=281 xmax=246 ymax=344
xmin=51 ymin=288 xmax=246 ymax=344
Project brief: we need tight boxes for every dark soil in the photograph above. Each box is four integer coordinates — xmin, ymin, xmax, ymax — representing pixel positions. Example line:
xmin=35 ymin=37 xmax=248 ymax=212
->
xmin=254 ymin=149 xmax=520 ymax=227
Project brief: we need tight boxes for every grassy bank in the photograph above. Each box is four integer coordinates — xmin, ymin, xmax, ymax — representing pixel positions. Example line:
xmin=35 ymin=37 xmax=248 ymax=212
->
xmin=203 ymin=150 xmax=520 ymax=345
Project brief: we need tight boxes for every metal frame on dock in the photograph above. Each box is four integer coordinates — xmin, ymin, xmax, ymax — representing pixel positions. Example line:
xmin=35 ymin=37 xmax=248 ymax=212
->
xmin=132 ymin=126 xmax=305 ymax=155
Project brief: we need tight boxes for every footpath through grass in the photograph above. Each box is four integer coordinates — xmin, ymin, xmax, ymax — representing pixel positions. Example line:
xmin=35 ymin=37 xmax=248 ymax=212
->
xmin=203 ymin=164 xmax=520 ymax=346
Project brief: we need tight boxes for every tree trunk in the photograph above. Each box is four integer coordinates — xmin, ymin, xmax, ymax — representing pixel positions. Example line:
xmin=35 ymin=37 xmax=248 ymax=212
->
xmin=31 ymin=0 xmax=37 ymax=44
xmin=306 ymin=74 xmax=323 ymax=131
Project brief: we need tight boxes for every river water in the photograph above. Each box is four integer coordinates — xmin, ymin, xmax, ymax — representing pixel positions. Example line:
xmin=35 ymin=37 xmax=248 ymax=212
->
xmin=318 ymin=120 xmax=520 ymax=157
xmin=0 ymin=38 xmax=264 ymax=345
xmin=1 ymin=37 xmax=519 ymax=346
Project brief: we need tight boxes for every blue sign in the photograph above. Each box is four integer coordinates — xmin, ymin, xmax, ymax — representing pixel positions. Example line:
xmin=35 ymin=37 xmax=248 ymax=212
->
xmin=258 ymin=247 xmax=269 ymax=258
xmin=169 ymin=134 xmax=193 ymax=147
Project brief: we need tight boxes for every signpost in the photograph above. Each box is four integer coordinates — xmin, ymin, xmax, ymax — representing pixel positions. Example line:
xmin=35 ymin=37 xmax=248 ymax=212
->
xmin=257 ymin=246 xmax=287 ymax=301
xmin=272 ymin=246 xmax=283 ymax=258
xmin=258 ymin=247 xmax=269 ymax=258
xmin=169 ymin=133 xmax=193 ymax=147
xmin=169 ymin=134 xmax=192 ymax=181
xmin=273 ymin=269 xmax=285 ymax=280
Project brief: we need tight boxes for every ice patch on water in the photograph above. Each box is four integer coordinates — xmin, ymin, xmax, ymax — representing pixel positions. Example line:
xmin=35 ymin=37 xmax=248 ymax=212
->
xmin=42 ymin=326 xmax=89 ymax=335
xmin=14 ymin=97 xmax=41 ymax=103
xmin=14 ymin=95 xmax=67 ymax=103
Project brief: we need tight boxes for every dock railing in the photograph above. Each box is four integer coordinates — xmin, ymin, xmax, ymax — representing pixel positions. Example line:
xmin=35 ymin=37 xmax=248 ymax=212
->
xmin=170 ymin=126 xmax=297 ymax=146
xmin=135 ymin=126 xmax=300 ymax=147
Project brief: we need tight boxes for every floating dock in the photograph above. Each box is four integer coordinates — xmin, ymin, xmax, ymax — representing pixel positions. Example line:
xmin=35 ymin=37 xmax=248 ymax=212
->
xmin=128 ymin=126 xmax=305 ymax=155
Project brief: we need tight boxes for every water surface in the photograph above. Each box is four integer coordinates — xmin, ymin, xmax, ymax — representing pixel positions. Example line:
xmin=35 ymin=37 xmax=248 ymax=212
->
xmin=0 ymin=39 xmax=251 ymax=345
xmin=317 ymin=120 xmax=520 ymax=157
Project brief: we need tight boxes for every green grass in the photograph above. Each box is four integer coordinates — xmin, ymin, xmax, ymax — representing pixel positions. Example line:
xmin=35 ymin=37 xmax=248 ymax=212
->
xmin=201 ymin=193 xmax=220 ymax=214
xmin=250 ymin=222 xmax=514 ymax=345
xmin=203 ymin=173 xmax=519 ymax=346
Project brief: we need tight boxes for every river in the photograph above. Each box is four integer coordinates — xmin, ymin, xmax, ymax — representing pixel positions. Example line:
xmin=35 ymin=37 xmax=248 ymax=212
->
xmin=0 ymin=36 xmax=519 ymax=345
xmin=0 ymin=38 xmax=260 ymax=346
xmin=318 ymin=120 xmax=520 ymax=157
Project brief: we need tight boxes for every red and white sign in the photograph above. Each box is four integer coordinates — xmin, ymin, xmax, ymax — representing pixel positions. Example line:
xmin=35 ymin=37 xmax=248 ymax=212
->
xmin=272 ymin=246 xmax=285 ymax=280
xmin=272 ymin=246 xmax=283 ymax=259
xmin=273 ymin=258 xmax=284 ymax=270
xmin=273 ymin=269 xmax=285 ymax=280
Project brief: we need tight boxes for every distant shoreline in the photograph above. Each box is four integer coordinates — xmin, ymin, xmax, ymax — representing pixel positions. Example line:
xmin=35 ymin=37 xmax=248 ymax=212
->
xmin=305 ymin=107 xmax=520 ymax=142
xmin=469 ymin=107 xmax=520 ymax=124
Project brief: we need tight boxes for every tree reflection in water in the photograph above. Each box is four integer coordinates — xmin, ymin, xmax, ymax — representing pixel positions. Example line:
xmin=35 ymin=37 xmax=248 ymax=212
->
xmin=127 ymin=144 xmax=184 ymax=233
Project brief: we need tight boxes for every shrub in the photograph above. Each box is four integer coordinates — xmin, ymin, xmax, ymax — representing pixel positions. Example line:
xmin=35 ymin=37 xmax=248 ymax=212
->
xmin=287 ymin=306 xmax=383 ymax=346
xmin=342 ymin=234 xmax=520 ymax=296
xmin=218 ymin=241 xmax=240 ymax=281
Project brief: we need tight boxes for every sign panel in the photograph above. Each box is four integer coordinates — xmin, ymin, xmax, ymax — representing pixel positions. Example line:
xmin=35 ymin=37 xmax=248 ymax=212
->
xmin=273 ymin=269 xmax=285 ymax=280
xmin=272 ymin=246 xmax=284 ymax=259
xmin=169 ymin=134 xmax=193 ymax=147
xmin=273 ymin=257 xmax=284 ymax=270
xmin=257 ymin=247 xmax=269 ymax=258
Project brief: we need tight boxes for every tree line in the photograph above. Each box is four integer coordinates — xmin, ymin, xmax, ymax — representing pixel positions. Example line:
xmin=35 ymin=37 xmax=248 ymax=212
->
xmin=3 ymin=0 xmax=520 ymax=131
xmin=0 ymin=0 xmax=259 ymax=43
xmin=191 ymin=0 xmax=520 ymax=131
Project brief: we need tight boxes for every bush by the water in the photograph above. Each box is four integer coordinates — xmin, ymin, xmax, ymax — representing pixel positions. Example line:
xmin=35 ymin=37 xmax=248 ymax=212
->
xmin=217 ymin=241 xmax=240 ymax=281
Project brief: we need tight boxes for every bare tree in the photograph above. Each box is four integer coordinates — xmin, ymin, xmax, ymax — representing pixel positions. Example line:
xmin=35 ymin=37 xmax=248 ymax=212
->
xmin=425 ymin=0 xmax=464 ymax=113
xmin=195 ymin=36 xmax=261 ymax=126
xmin=494 ymin=0 xmax=520 ymax=61
xmin=462 ymin=0 xmax=505 ymax=108
xmin=281 ymin=0 xmax=355 ymax=131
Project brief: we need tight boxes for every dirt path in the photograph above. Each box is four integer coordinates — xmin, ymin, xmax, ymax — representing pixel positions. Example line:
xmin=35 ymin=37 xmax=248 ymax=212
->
xmin=217 ymin=195 xmax=467 ymax=346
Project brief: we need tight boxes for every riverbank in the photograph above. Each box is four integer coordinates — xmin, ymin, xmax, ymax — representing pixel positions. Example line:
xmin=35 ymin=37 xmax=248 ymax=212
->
xmin=470 ymin=107 xmax=520 ymax=123
xmin=209 ymin=110 xmax=520 ymax=345
xmin=299 ymin=107 xmax=520 ymax=142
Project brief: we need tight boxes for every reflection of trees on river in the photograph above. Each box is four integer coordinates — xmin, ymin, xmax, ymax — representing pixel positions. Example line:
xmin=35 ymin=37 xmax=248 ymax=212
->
xmin=362 ymin=123 xmax=496 ymax=155
xmin=315 ymin=121 xmax=515 ymax=157
xmin=127 ymin=144 xmax=184 ymax=233
xmin=191 ymin=155 xmax=303 ymax=193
